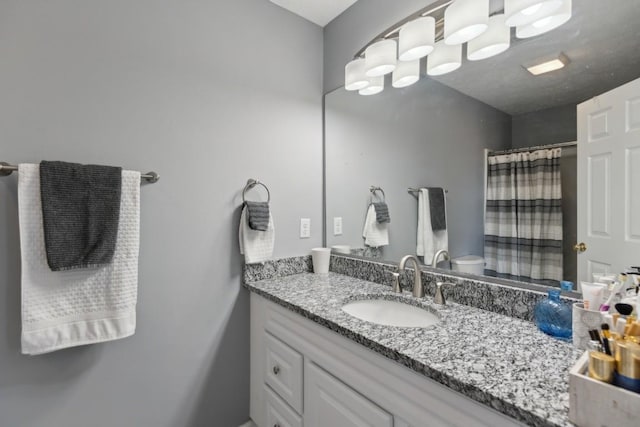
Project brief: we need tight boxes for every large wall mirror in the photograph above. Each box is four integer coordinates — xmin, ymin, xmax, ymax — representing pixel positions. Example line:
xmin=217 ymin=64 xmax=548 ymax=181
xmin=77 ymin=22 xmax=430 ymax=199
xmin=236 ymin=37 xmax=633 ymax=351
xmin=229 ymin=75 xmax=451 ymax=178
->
xmin=324 ymin=0 xmax=640 ymax=288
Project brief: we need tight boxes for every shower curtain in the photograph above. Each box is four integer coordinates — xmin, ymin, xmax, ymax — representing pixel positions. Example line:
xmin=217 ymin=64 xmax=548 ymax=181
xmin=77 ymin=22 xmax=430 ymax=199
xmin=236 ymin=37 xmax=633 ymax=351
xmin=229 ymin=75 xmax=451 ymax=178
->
xmin=484 ymin=148 xmax=563 ymax=285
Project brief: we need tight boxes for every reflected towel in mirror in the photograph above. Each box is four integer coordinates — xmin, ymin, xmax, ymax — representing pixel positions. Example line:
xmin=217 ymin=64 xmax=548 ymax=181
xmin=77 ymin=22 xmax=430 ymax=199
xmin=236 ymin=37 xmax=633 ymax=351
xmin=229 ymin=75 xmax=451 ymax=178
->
xmin=362 ymin=204 xmax=389 ymax=247
xmin=417 ymin=189 xmax=448 ymax=262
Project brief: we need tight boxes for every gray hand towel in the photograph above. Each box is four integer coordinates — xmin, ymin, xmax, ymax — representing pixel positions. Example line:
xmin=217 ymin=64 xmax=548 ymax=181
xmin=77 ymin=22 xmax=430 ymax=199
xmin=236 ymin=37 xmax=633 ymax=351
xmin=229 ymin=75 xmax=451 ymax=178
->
xmin=372 ymin=202 xmax=390 ymax=223
xmin=244 ymin=201 xmax=270 ymax=231
xmin=428 ymin=188 xmax=446 ymax=231
xmin=39 ymin=161 xmax=122 ymax=271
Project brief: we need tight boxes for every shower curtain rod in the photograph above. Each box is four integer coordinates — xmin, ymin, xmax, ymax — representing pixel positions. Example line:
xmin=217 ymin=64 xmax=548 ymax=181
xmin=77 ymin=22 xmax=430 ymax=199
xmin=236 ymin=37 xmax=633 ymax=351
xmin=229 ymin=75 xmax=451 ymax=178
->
xmin=488 ymin=141 xmax=577 ymax=156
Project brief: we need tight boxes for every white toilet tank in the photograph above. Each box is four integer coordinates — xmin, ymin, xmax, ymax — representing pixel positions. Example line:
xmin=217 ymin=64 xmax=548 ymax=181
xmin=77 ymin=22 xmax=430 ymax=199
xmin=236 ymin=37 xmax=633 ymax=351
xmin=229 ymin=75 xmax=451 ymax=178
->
xmin=451 ymin=255 xmax=485 ymax=275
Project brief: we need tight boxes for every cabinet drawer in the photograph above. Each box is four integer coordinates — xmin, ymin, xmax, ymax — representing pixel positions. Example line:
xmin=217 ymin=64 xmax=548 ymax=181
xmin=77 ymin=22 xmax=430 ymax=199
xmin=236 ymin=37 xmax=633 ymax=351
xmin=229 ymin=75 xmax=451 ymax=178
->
xmin=305 ymin=361 xmax=393 ymax=427
xmin=264 ymin=332 xmax=303 ymax=413
xmin=264 ymin=385 xmax=303 ymax=427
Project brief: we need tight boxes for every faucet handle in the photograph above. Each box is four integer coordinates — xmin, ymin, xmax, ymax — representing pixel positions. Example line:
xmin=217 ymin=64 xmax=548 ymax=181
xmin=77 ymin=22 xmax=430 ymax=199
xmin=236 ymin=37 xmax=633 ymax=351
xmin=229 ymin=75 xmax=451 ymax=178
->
xmin=434 ymin=281 xmax=455 ymax=305
xmin=386 ymin=271 xmax=402 ymax=293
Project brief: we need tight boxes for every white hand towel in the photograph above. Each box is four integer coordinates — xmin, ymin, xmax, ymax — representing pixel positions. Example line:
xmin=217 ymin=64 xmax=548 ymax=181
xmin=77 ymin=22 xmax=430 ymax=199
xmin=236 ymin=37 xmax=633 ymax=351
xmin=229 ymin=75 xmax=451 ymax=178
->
xmin=239 ymin=205 xmax=274 ymax=264
xmin=362 ymin=204 xmax=389 ymax=248
xmin=417 ymin=189 xmax=448 ymax=263
xmin=19 ymin=164 xmax=140 ymax=355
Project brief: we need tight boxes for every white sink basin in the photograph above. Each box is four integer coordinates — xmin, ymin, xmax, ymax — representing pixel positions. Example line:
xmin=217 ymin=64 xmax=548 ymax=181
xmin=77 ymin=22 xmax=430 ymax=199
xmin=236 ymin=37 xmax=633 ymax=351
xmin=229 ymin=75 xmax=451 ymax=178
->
xmin=342 ymin=299 xmax=440 ymax=328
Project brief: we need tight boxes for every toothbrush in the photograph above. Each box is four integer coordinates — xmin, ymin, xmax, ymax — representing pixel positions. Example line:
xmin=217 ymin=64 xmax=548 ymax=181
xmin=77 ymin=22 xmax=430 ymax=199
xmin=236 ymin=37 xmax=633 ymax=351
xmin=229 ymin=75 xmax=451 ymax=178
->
xmin=599 ymin=280 xmax=625 ymax=312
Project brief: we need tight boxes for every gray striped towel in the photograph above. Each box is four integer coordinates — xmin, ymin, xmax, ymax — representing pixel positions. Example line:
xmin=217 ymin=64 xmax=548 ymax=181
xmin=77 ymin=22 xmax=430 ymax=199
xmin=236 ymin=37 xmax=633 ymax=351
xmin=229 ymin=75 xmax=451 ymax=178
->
xmin=39 ymin=160 xmax=122 ymax=271
xmin=373 ymin=202 xmax=390 ymax=223
xmin=245 ymin=201 xmax=270 ymax=231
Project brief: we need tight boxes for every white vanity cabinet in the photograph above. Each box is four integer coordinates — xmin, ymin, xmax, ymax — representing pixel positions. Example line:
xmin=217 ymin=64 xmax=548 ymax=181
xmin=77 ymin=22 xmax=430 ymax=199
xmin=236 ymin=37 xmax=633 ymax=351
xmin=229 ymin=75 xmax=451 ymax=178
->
xmin=249 ymin=293 xmax=526 ymax=427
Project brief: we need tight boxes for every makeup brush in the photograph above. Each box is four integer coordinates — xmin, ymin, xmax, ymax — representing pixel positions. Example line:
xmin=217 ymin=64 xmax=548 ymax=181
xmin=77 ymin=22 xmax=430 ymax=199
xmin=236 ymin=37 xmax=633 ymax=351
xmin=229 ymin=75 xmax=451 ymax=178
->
xmin=615 ymin=303 xmax=634 ymax=316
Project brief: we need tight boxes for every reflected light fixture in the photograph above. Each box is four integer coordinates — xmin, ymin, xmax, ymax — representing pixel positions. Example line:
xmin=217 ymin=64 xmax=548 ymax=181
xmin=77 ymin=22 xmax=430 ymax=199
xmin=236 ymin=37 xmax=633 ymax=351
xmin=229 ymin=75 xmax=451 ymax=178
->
xmin=525 ymin=53 xmax=570 ymax=75
xmin=344 ymin=58 xmax=369 ymax=91
xmin=359 ymin=76 xmax=384 ymax=95
xmin=444 ymin=0 xmax=489 ymax=45
xmin=504 ymin=0 xmax=563 ymax=27
xmin=364 ymin=39 xmax=397 ymax=77
xmin=516 ymin=0 xmax=572 ymax=38
xmin=392 ymin=59 xmax=420 ymax=88
xmin=467 ymin=14 xmax=510 ymax=61
xmin=427 ymin=41 xmax=462 ymax=76
xmin=398 ymin=16 xmax=436 ymax=61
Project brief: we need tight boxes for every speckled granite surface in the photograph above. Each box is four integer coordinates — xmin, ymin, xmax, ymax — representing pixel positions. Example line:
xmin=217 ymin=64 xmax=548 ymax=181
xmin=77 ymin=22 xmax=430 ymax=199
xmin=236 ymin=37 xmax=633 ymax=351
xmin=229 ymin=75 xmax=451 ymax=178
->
xmin=330 ymin=255 xmax=580 ymax=321
xmin=243 ymin=255 xmax=312 ymax=283
xmin=244 ymin=272 xmax=582 ymax=427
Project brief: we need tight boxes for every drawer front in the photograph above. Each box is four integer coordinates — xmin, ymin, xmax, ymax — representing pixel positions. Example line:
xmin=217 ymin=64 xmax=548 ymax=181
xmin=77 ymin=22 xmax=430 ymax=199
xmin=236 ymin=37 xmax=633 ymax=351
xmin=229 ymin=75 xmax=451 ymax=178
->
xmin=265 ymin=385 xmax=303 ymax=427
xmin=264 ymin=332 xmax=303 ymax=413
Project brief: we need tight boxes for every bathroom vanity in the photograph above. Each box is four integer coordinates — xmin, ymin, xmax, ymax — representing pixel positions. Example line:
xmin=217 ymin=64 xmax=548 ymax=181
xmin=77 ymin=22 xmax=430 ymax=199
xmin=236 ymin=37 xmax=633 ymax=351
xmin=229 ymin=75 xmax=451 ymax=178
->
xmin=246 ymin=267 xmax=581 ymax=427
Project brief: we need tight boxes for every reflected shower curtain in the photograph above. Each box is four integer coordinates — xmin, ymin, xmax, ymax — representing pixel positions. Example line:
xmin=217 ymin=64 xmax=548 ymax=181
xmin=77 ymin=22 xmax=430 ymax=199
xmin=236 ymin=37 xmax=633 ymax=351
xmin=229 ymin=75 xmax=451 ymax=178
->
xmin=484 ymin=148 xmax=563 ymax=285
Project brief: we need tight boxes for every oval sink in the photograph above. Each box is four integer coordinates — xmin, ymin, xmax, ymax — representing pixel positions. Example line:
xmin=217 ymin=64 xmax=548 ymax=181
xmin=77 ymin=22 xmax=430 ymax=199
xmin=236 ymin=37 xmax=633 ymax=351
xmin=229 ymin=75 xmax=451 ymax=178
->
xmin=342 ymin=299 xmax=440 ymax=328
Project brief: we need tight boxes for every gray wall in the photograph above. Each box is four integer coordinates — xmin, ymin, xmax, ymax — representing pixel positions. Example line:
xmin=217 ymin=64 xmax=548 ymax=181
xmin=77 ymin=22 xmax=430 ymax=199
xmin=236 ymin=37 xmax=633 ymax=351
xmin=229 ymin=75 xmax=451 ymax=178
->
xmin=0 ymin=1 xmax=322 ymax=427
xmin=511 ymin=104 xmax=577 ymax=148
xmin=326 ymin=80 xmax=511 ymax=263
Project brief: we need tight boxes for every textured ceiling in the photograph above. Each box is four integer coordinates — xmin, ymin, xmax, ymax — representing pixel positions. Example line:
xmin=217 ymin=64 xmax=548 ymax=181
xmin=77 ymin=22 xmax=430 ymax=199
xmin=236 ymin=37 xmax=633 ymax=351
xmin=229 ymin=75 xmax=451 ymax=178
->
xmin=431 ymin=0 xmax=640 ymax=115
xmin=269 ymin=0 xmax=358 ymax=27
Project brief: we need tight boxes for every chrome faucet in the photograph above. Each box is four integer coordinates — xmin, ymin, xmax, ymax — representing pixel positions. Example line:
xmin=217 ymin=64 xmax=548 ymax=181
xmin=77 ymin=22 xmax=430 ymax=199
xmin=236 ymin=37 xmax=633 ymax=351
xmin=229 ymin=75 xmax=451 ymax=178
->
xmin=398 ymin=255 xmax=424 ymax=298
xmin=431 ymin=249 xmax=450 ymax=268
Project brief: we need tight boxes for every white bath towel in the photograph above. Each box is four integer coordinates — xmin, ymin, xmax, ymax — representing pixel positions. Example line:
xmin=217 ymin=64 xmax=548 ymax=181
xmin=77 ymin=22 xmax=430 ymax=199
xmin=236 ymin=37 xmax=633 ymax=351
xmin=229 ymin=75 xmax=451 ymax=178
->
xmin=19 ymin=164 xmax=140 ymax=355
xmin=417 ymin=188 xmax=448 ymax=263
xmin=362 ymin=204 xmax=389 ymax=248
xmin=239 ymin=205 xmax=274 ymax=264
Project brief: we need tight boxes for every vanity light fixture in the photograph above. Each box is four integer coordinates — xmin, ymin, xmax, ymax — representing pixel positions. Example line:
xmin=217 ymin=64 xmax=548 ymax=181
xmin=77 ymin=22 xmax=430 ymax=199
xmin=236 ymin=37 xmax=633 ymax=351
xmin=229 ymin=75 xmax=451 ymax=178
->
xmin=525 ymin=52 xmax=570 ymax=75
xmin=504 ymin=0 xmax=563 ymax=27
xmin=392 ymin=59 xmax=420 ymax=88
xmin=359 ymin=76 xmax=384 ymax=95
xmin=443 ymin=0 xmax=489 ymax=45
xmin=427 ymin=41 xmax=462 ymax=76
xmin=344 ymin=58 xmax=369 ymax=91
xmin=516 ymin=0 xmax=572 ymax=38
xmin=467 ymin=14 xmax=510 ymax=61
xmin=364 ymin=39 xmax=397 ymax=77
xmin=398 ymin=16 xmax=436 ymax=61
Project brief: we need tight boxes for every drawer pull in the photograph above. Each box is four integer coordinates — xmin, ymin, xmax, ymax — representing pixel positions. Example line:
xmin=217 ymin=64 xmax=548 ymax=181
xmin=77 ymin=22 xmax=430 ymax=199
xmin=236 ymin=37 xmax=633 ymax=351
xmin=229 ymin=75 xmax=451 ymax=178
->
xmin=272 ymin=365 xmax=280 ymax=375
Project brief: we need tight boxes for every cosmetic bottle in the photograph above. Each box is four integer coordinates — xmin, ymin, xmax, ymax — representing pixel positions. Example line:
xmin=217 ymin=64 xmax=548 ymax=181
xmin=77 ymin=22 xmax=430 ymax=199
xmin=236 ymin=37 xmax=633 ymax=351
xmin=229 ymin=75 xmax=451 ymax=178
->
xmin=534 ymin=289 xmax=572 ymax=341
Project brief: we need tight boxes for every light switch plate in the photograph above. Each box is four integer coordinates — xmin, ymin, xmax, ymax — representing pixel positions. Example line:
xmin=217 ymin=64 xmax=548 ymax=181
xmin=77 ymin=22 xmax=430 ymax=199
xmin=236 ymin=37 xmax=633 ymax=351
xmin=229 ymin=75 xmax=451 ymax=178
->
xmin=333 ymin=217 xmax=343 ymax=236
xmin=300 ymin=218 xmax=311 ymax=238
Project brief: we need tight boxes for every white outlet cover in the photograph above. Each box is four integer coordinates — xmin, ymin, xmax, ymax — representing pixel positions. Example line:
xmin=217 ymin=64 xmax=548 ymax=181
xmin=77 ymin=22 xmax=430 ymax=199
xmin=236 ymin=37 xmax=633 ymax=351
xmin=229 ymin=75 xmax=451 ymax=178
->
xmin=300 ymin=218 xmax=311 ymax=238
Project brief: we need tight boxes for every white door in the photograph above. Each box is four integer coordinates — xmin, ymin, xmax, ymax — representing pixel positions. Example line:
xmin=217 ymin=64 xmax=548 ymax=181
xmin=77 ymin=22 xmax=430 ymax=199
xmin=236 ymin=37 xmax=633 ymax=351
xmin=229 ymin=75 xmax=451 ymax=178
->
xmin=304 ymin=361 xmax=393 ymax=427
xmin=577 ymin=77 xmax=640 ymax=283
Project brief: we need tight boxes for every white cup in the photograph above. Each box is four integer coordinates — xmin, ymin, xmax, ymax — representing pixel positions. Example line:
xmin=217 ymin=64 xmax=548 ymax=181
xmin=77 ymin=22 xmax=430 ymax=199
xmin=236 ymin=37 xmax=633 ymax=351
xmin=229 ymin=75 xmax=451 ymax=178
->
xmin=311 ymin=248 xmax=331 ymax=275
xmin=331 ymin=245 xmax=351 ymax=255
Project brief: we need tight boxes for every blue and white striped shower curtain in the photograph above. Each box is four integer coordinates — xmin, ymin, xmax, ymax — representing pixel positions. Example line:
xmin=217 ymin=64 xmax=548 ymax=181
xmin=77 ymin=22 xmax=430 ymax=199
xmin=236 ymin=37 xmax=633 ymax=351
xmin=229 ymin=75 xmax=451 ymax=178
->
xmin=484 ymin=148 xmax=563 ymax=285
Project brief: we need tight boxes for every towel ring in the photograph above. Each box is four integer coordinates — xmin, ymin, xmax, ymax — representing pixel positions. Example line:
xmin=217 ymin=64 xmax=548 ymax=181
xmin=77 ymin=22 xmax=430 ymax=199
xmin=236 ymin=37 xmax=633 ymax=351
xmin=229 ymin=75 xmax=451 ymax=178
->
xmin=242 ymin=179 xmax=271 ymax=203
xmin=369 ymin=186 xmax=385 ymax=203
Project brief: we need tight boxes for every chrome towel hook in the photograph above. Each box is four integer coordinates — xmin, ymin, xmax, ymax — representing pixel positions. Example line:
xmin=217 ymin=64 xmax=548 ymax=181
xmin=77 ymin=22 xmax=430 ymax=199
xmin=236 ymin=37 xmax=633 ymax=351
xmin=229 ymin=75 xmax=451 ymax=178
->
xmin=242 ymin=179 xmax=271 ymax=203
xmin=369 ymin=186 xmax=385 ymax=203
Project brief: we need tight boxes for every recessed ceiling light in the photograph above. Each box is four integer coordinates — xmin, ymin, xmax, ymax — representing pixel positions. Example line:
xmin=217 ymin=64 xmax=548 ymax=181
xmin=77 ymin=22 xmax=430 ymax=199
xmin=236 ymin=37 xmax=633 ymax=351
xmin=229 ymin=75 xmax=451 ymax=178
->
xmin=524 ymin=53 xmax=570 ymax=75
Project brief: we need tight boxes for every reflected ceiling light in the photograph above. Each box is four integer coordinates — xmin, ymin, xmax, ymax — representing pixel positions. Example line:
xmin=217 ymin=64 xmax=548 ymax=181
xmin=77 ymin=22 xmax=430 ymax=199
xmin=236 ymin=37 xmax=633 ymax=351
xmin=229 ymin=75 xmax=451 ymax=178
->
xmin=426 ymin=41 xmax=462 ymax=76
xmin=359 ymin=76 xmax=384 ymax=95
xmin=504 ymin=0 xmax=563 ymax=27
xmin=364 ymin=39 xmax=397 ymax=77
xmin=516 ymin=0 xmax=572 ymax=38
xmin=344 ymin=58 xmax=369 ymax=91
xmin=467 ymin=14 xmax=510 ymax=61
xmin=524 ymin=52 xmax=570 ymax=75
xmin=444 ymin=0 xmax=489 ymax=45
xmin=398 ymin=17 xmax=436 ymax=61
xmin=392 ymin=59 xmax=420 ymax=88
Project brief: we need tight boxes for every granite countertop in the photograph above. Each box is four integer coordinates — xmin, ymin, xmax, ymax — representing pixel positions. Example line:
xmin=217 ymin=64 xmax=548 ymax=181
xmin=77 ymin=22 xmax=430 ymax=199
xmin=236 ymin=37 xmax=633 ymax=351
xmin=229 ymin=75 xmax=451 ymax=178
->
xmin=244 ymin=272 xmax=583 ymax=427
